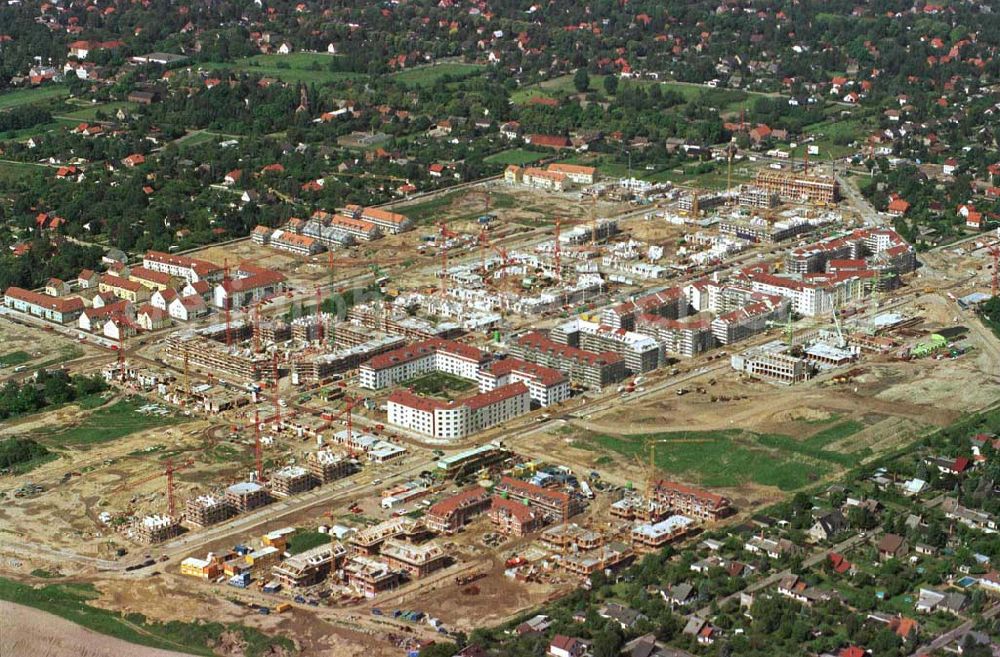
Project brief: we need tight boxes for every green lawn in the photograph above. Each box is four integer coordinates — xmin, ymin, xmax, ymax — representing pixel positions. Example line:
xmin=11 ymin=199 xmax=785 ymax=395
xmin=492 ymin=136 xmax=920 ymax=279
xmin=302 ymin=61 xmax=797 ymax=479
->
xmin=0 ymin=351 xmax=32 ymax=367
xmin=407 ymin=372 xmax=475 ymax=399
xmin=0 ymin=85 xmax=70 ymax=110
xmin=286 ymin=530 xmax=331 ymax=555
xmin=484 ymin=149 xmax=549 ymax=166
xmin=58 ymin=101 xmax=138 ymax=121
xmin=0 ymin=578 xmax=293 ymax=657
xmin=794 ymin=117 xmax=868 ymax=159
xmin=390 ymin=62 xmax=484 ymax=87
xmin=0 ymin=160 xmax=48 ymax=184
xmin=202 ymin=54 xmax=364 ymax=84
xmin=395 ymin=190 xmax=463 ymax=224
xmin=34 ymin=398 xmax=189 ymax=447
xmin=573 ymin=428 xmax=836 ymax=491
xmin=756 ymin=421 xmax=867 ymax=467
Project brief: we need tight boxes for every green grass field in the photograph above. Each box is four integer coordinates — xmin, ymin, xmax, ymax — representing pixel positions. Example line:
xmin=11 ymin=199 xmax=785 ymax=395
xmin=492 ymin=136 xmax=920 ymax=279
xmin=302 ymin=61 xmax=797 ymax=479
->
xmin=287 ymin=530 xmax=330 ymax=555
xmin=484 ymin=149 xmax=549 ymax=166
xmin=0 ymin=85 xmax=70 ymax=110
xmin=395 ymin=191 xmax=462 ymax=224
xmin=390 ymin=62 xmax=483 ymax=87
xmin=573 ymin=426 xmax=859 ymax=491
xmin=0 ymin=160 xmax=49 ymax=183
xmin=203 ymin=53 xmax=364 ymax=84
xmin=0 ymin=350 xmax=32 ymax=367
xmin=35 ymin=398 xmax=189 ymax=447
xmin=0 ymin=578 xmax=292 ymax=657
xmin=407 ymin=372 xmax=475 ymax=399
xmin=58 ymin=101 xmax=138 ymax=121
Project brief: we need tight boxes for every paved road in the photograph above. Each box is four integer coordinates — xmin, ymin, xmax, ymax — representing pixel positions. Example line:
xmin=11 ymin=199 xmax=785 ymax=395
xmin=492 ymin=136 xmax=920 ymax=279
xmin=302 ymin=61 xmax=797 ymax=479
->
xmin=907 ymin=602 xmax=1000 ymax=657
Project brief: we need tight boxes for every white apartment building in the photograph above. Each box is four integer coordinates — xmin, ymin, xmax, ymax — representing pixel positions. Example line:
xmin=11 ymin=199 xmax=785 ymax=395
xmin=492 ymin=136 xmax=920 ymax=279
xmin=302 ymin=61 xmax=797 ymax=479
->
xmin=478 ymin=358 xmax=570 ymax=407
xmin=387 ymin=382 xmax=530 ymax=440
xmin=359 ymin=339 xmax=486 ymax=389
xmin=142 ymin=251 xmax=222 ymax=284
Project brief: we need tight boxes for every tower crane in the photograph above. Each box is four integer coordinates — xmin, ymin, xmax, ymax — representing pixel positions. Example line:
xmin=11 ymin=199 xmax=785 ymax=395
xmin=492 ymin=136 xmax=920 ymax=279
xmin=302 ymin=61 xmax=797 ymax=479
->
xmin=437 ymin=222 xmax=460 ymax=296
xmin=112 ymin=458 xmax=195 ymax=518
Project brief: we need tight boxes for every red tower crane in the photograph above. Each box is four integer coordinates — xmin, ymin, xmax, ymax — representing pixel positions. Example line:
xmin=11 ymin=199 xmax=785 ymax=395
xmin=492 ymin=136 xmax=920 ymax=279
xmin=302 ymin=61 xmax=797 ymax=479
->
xmin=252 ymin=301 xmax=263 ymax=353
xmin=271 ymin=352 xmax=281 ymax=425
xmin=253 ymin=409 xmax=264 ymax=482
xmin=478 ymin=225 xmax=490 ymax=275
xmin=315 ymin=286 xmax=324 ymax=343
xmin=438 ymin=222 xmax=459 ymax=295
xmin=318 ymin=396 xmax=359 ymax=454
xmin=113 ymin=458 xmax=194 ymax=517
xmin=990 ymin=246 xmax=1000 ymax=298
xmin=117 ymin=332 xmax=127 ymax=382
xmin=223 ymin=259 xmax=233 ymax=347
xmin=554 ymin=216 xmax=562 ymax=281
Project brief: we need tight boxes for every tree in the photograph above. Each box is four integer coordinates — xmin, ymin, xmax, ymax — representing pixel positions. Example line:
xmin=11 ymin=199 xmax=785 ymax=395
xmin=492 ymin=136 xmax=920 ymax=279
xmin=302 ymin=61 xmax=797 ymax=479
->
xmin=603 ymin=75 xmax=618 ymax=96
xmin=574 ymin=67 xmax=590 ymax=93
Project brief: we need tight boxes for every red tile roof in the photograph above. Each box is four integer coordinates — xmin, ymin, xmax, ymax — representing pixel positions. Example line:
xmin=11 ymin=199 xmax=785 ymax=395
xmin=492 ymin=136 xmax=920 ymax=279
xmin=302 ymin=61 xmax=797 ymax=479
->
xmin=516 ymin=332 xmax=622 ymax=366
xmin=4 ymin=287 xmax=84 ymax=314
xmin=481 ymin=358 xmax=567 ymax=386
xmin=364 ymin=338 xmax=485 ymax=371
xmin=427 ymin=486 xmax=489 ymax=518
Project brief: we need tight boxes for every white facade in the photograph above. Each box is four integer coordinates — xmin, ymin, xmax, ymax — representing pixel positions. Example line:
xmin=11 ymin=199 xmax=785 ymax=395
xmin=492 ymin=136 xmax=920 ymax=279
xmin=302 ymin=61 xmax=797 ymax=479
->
xmin=359 ymin=340 xmax=484 ymax=389
xmin=387 ymin=383 xmax=530 ymax=441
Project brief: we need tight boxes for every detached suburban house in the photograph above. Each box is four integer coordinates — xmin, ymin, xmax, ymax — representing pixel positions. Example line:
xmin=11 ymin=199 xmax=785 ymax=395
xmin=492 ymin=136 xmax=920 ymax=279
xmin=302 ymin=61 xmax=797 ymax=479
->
xmin=877 ymin=533 xmax=909 ymax=561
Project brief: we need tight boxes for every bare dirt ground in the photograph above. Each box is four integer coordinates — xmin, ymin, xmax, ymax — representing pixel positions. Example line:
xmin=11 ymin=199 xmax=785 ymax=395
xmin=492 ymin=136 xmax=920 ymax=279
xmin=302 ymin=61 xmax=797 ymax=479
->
xmin=0 ymin=320 xmax=104 ymax=383
xmin=0 ymin=601 xmax=194 ymax=657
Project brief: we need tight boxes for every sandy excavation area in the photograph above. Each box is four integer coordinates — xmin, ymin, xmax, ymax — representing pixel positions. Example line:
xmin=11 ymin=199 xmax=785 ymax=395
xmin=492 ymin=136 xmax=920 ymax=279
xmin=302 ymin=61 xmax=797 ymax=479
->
xmin=0 ymin=601 xmax=195 ymax=657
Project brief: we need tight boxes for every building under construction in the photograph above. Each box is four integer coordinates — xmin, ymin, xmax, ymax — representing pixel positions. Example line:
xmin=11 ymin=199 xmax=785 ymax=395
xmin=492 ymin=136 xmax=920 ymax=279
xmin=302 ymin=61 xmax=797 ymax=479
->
xmin=379 ymin=538 xmax=448 ymax=578
xmin=256 ymin=319 xmax=291 ymax=343
xmin=754 ymin=170 xmax=839 ymax=204
xmin=540 ymin=523 xmax=605 ymax=552
xmin=132 ymin=514 xmax=181 ymax=544
xmin=291 ymin=313 xmax=336 ymax=343
xmin=560 ymin=542 xmax=634 ymax=576
xmin=166 ymin=331 xmax=273 ymax=383
xmin=226 ymin=481 xmax=271 ymax=513
xmin=348 ymin=305 xmax=463 ymax=341
xmin=306 ymin=450 xmax=354 ymax=484
xmin=185 ymin=494 xmax=234 ymax=527
xmin=271 ymin=542 xmax=347 ymax=588
xmin=270 ymin=466 xmax=315 ymax=497
xmin=494 ymin=476 xmax=583 ymax=523
xmin=349 ymin=517 xmax=427 ymax=556
xmin=291 ymin=335 xmax=405 ymax=383
xmin=345 ymin=556 xmax=401 ymax=597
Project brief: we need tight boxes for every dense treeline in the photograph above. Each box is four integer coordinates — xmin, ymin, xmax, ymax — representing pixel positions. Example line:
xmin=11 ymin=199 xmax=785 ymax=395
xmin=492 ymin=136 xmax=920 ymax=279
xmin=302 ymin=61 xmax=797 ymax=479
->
xmin=0 ymin=437 xmax=50 ymax=471
xmin=0 ymin=105 xmax=52 ymax=133
xmin=0 ymin=370 xmax=108 ymax=421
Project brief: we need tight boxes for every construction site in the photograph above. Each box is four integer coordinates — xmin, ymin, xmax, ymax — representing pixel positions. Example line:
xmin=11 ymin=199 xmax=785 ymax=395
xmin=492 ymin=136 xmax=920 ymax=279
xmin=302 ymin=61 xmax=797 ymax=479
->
xmin=3 ymin=155 xmax=1000 ymax=656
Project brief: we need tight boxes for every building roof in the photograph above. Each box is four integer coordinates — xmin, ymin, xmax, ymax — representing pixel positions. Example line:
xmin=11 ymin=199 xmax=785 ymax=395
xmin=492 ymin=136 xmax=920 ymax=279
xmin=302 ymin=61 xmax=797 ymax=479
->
xmin=129 ymin=266 xmax=172 ymax=286
xmin=330 ymin=214 xmax=378 ymax=234
xmin=481 ymin=357 xmax=567 ymax=386
xmin=145 ymin=250 xmax=221 ymax=276
xmin=363 ymin=338 xmax=485 ymax=371
xmin=654 ymin=480 xmax=730 ymax=509
xmin=548 ymin=163 xmax=596 ymax=176
xmin=427 ymin=486 xmax=489 ymax=518
xmin=464 ymin=381 xmax=528 ymax=410
xmin=4 ymin=287 xmax=85 ymax=314
xmin=516 ymin=331 xmax=623 ymax=366
xmin=100 ymin=274 xmax=144 ymax=293
xmin=361 ymin=206 xmax=409 ymax=226
xmin=491 ymin=495 xmax=536 ymax=523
